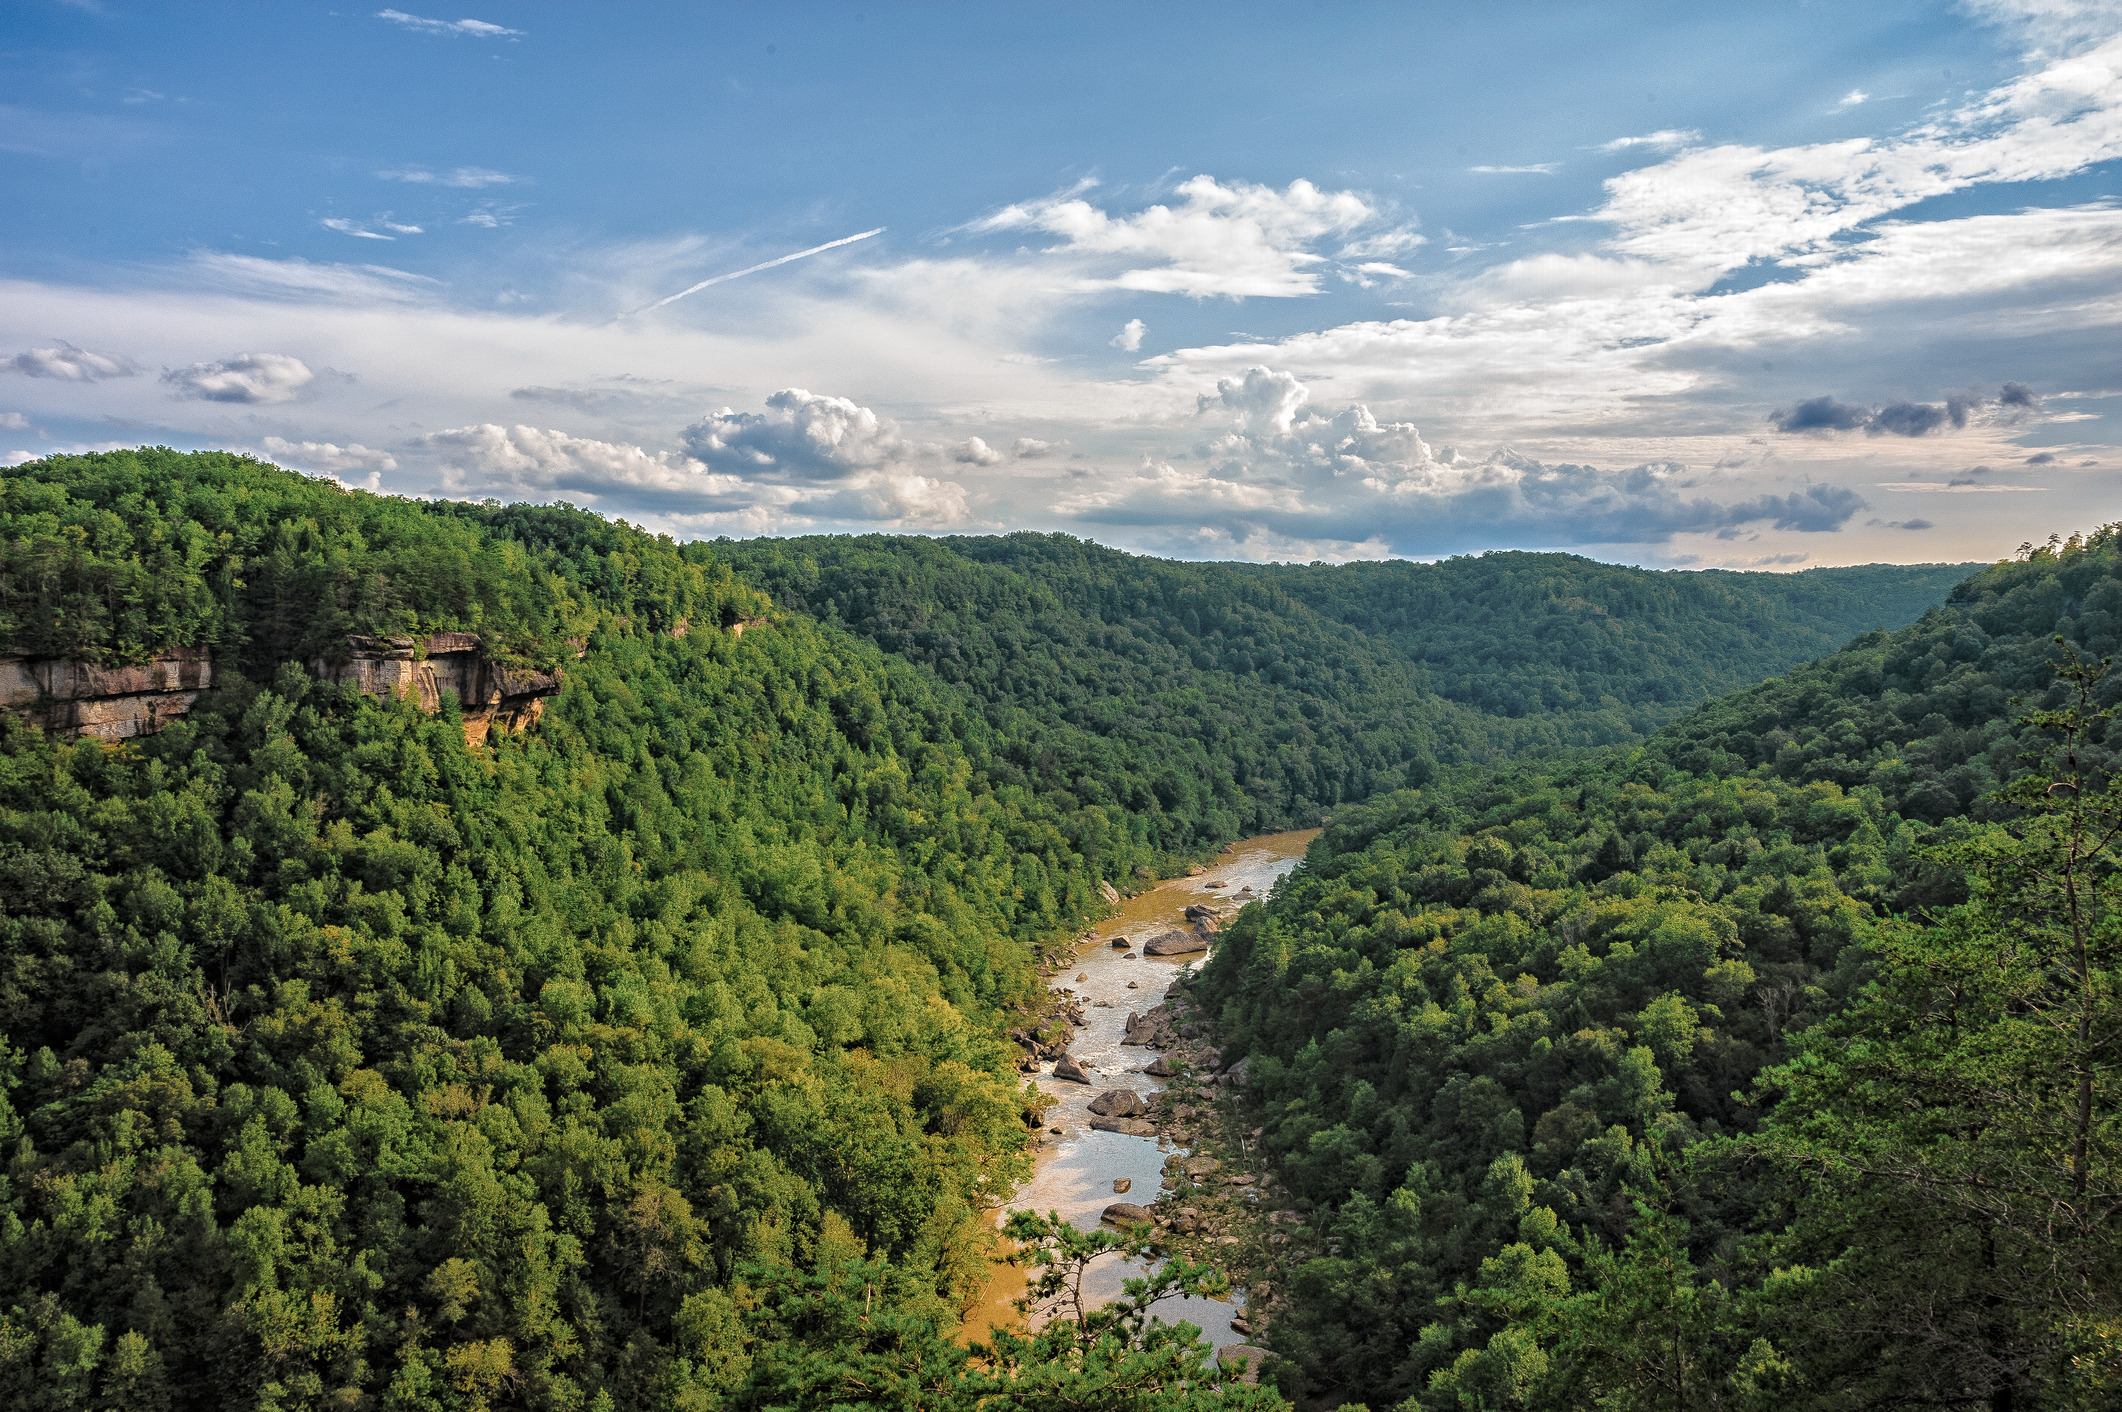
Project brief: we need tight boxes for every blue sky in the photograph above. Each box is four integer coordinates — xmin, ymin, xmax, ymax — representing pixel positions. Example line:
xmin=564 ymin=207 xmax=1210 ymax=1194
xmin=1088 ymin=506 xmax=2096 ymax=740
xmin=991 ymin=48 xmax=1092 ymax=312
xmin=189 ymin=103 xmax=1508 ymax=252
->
xmin=3 ymin=1 xmax=2118 ymax=567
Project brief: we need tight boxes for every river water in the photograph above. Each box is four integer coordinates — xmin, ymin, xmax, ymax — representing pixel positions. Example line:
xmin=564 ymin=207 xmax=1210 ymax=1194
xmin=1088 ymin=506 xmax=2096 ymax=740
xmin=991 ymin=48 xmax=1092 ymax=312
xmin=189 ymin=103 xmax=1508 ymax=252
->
xmin=963 ymin=829 xmax=1318 ymax=1346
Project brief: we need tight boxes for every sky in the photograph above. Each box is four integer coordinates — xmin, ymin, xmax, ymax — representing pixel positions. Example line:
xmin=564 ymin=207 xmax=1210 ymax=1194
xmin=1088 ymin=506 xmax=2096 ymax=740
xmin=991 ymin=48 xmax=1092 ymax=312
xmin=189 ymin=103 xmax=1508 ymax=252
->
xmin=2 ymin=1 xmax=2119 ymax=569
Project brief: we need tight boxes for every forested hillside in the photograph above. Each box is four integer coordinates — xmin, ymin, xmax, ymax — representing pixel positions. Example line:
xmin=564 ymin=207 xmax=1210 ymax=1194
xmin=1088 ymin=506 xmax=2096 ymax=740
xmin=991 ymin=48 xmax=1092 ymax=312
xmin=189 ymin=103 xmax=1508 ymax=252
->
xmin=1243 ymin=553 xmax=1972 ymax=730
xmin=0 ymin=450 xmax=1207 ymax=1411
xmin=1 ymin=447 xmax=2084 ymax=1412
xmin=1199 ymin=526 xmax=2122 ymax=1409
xmin=714 ymin=534 xmax=1969 ymax=851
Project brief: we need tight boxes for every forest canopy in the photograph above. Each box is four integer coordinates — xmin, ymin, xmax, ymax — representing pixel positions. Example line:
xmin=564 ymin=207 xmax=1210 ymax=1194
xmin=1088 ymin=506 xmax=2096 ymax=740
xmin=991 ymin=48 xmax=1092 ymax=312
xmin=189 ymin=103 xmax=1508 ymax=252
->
xmin=0 ymin=449 xmax=2041 ymax=1411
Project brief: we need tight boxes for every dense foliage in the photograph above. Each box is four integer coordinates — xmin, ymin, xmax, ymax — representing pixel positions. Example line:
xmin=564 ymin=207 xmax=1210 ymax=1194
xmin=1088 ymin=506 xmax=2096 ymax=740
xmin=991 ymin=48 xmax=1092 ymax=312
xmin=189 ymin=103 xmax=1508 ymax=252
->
xmin=1198 ymin=528 xmax=2122 ymax=1409
xmin=0 ymin=452 xmax=1184 ymax=1411
xmin=715 ymin=534 xmax=1967 ymax=852
xmin=0 ymin=449 xmax=2050 ymax=1412
xmin=1244 ymin=553 xmax=1972 ymax=730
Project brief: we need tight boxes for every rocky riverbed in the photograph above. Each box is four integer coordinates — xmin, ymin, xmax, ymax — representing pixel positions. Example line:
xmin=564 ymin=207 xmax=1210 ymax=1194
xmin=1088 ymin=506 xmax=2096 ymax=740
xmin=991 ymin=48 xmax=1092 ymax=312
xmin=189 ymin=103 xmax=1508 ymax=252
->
xmin=962 ymin=830 xmax=1316 ymax=1356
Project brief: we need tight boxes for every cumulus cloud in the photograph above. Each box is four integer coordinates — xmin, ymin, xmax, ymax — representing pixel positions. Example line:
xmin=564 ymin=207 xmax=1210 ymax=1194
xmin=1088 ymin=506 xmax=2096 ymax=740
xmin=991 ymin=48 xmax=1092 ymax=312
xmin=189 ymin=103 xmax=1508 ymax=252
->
xmin=162 ymin=353 xmax=315 ymax=404
xmin=376 ymin=10 xmax=522 ymax=38
xmin=5 ymin=344 xmax=138 ymax=381
xmin=1066 ymin=365 xmax=1872 ymax=554
xmin=261 ymin=436 xmax=397 ymax=474
xmin=0 ymin=412 xmax=27 ymax=430
xmin=1111 ymin=318 xmax=1146 ymax=351
xmin=1012 ymin=437 xmax=1062 ymax=458
xmin=426 ymin=421 xmax=967 ymax=528
xmin=951 ymin=436 xmax=1005 ymax=465
xmin=378 ymin=165 xmax=519 ymax=187
xmin=682 ymin=388 xmax=912 ymax=481
xmin=972 ymin=175 xmax=1407 ymax=298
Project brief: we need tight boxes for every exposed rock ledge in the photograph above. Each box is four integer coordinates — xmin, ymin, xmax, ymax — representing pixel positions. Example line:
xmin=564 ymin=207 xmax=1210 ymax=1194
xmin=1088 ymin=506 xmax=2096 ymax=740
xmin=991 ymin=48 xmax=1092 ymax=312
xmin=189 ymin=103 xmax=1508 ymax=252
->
xmin=311 ymin=634 xmax=563 ymax=747
xmin=5 ymin=634 xmax=566 ymax=746
xmin=0 ymin=649 xmax=212 ymax=741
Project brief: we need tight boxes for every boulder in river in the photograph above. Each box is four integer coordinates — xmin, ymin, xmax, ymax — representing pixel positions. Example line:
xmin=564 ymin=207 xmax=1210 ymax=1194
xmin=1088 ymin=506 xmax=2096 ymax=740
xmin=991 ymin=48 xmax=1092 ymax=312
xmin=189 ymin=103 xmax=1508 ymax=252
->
xmin=1110 ymin=938 xmax=1130 ymax=949
xmin=1112 ymin=1177 xmax=1131 ymax=1193
xmin=1183 ymin=903 xmax=1215 ymax=923
xmin=1145 ymin=1054 xmax=1178 ymax=1077
xmin=1052 ymin=1054 xmax=1092 ymax=1084
xmin=1102 ymin=1201 xmax=1154 ymax=1226
xmin=1091 ymin=1116 xmax=1157 ymax=1136
xmin=1088 ymin=1089 xmax=1143 ymax=1117
xmin=1143 ymin=929 xmax=1207 ymax=957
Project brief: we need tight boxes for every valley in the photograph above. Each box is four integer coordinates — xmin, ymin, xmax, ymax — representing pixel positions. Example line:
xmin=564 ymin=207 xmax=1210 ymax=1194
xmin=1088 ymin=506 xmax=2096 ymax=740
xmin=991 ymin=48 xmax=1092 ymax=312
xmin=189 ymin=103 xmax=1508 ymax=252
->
xmin=0 ymin=449 xmax=2115 ymax=1411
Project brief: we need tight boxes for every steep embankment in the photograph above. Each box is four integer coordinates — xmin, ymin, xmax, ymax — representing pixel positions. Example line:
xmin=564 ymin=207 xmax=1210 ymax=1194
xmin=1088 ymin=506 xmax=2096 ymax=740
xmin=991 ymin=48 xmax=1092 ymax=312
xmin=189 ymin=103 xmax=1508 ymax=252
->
xmin=1193 ymin=527 xmax=2122 ymax=1407
xmin=0 ymin=451 xmax=1161 ymax=1410
xmin=714 ymin=533 xmax=1974 ymax=852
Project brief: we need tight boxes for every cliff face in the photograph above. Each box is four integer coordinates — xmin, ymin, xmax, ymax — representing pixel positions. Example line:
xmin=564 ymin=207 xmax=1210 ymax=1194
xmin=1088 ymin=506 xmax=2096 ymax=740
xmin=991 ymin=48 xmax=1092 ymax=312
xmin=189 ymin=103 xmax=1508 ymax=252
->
xmin=312 ymin=633 xmax=563 ymax=747
xmin=0 ymin=649 xmax=213 ymax=741
xmin=2 ymin=635 xmax=562 ymax=746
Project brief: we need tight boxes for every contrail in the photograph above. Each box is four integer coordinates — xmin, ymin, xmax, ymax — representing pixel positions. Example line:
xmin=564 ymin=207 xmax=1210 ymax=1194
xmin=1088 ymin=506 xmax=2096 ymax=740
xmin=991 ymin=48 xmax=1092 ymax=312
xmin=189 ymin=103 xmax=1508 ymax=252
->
xmin=618 ymin=228 xmax=885 ymax=318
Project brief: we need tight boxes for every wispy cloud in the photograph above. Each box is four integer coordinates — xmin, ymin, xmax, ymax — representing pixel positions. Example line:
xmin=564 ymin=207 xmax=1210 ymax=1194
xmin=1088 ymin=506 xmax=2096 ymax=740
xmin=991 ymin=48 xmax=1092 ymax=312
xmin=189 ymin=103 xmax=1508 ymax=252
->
xmin=1597 ymin=129 xmax=1699 ymax=152
xmin=1840 ymin=89 xmax=1869 ymax=106
xmin=379 ymin=165 xmax=520 ymax=187
xmin=621 ymin=228 xmax=886 ymax=317
xmin=1469 ymin=163 xmax=1560 ymax=174
xmin=322 ymin=217 xmax=402 ymax=240
xmin=376 ymin=10 xmax=523 ymax=38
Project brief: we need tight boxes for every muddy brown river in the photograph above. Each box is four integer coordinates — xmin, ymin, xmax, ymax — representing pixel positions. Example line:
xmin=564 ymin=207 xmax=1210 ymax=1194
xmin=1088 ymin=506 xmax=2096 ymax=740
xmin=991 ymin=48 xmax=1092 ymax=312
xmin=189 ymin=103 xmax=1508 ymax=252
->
xmin=963 ymin=830 xmax=1318 ymax=1346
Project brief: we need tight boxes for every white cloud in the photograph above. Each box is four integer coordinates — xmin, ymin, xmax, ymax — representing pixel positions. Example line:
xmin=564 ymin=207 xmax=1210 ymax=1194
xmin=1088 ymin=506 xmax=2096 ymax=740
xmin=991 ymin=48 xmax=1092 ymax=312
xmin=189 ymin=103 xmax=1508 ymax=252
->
xmin=323 ymin=218 xmax=396 ymax=241
xmin=951 ymin=435 xmax=1005 ymax=465
xmin=1012 ymin=437 xmax=1062 ymax=458
xmin=379 ymin=165 xmax=519 ymax=187
xmin=261 ymin=436 xmax=398 ymax=474
xmin=325 ymin=215 xmax=422 ymax=240
xmin=6 ymin=344 xmax=137 ymax=381
xmin=1063 ymin=365 xmax=1876 ymax=553
xmin=1840 ymin=89 xmax=1870 ymax=106
xmin=1470 ymin=163 xmax=1560 ymax=174
xmin=186 ymin=252 xmax=442 ymax=305
xmin=1111 ymin=317 xmax=1146 ymax=351
xmin=162 ymin=353 xmax=315 ymax=404
xmin=682 ymin=388 xmax=913 ymax=481
xmin=1598 ymin=130 xmax=1700 ymax=152
xmin=376 ymin=10 xmax=523 ymax=38
xmin=424 ymin=421 xmax=968 ymax=529
xmin=972 ymin=175 xmax=1401 ymax=298
xmin=0 ymin=412 xmax=27 ymax=430
xmin=1592 ymin=35 xmax=2122 ymax=283
xmin=459 ymin=202 xmax=525 ymax=228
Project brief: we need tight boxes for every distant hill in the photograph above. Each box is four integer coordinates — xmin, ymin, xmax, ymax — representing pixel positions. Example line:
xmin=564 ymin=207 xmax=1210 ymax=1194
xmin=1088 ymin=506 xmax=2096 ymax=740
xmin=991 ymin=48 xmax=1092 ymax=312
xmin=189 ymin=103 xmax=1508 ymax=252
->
xmin=1237 ymin=552 xmax=1977 ymax=726
xmin=714 ymin=533 xmax=1977 ymax=847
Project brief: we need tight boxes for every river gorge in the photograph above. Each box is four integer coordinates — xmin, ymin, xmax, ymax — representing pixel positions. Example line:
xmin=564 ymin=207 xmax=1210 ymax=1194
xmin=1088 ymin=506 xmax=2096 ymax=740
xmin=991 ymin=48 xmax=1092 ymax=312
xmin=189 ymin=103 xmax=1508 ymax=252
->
xmin=966 ymin=829 xmax=1319 ymax=1348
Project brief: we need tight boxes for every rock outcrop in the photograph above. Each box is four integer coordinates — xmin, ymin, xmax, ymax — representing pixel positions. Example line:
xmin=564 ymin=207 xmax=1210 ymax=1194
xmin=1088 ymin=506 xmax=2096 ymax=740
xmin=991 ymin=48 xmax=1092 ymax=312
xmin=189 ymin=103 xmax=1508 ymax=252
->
xmin=0 ymin=649 xmax=213 ymax=741
xmin=1088 ymin=1089 xmax=1144 ymax=1118
xmin=311 ymin=634 xmax=563 ymax=747
xmin=1101 ymin=1202 xmax=1154 ymax=1226
xmin=1051 ymin=1053 xmax=1092 ymax=1084
xmin=1091 ymin=1116 xmax=1158 ymax=1136
xmin=1142 ymin=928 xmax=1208 ymax=957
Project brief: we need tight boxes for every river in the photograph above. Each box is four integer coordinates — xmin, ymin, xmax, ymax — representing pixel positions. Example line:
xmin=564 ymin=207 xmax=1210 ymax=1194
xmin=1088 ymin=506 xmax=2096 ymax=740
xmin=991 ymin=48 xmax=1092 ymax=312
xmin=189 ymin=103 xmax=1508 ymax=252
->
xmin=963 ymin=829 xmax=1319 ymax=1346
